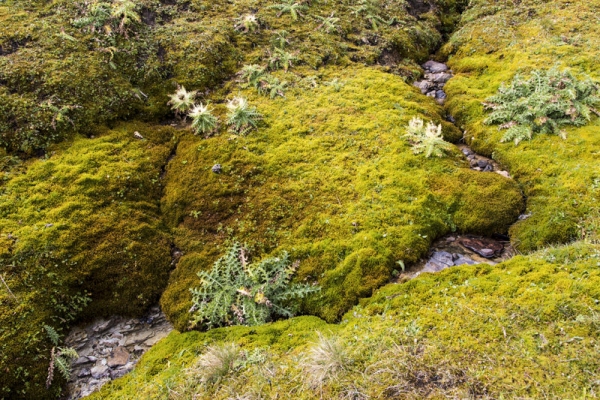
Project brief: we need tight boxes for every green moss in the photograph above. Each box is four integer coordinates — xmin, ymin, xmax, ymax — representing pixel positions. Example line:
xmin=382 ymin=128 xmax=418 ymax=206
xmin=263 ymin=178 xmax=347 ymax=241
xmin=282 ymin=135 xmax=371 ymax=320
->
xmin=92 ymin=242 xmax=600 ymax=399
xmin=159 ymin=66 xmax=523 ymax=330
xmin=442 ymin=0 xmax=600 ymax=252
xmin=0 ymin=122 xmax=175 ymax=398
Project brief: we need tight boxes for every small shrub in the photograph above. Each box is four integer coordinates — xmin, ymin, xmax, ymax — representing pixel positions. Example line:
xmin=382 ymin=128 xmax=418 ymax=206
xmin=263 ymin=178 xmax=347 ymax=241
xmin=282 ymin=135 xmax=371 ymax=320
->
xmin=226 ymin=97 xmax=263 ymax=135
xmin=404 ymin=117 xmax=452 ymax=157
xmin=240 ymin=65 xmax=267 ymax=89
xmin=168 ymin=86 xmax=198 ymax=119
xmin=303 ymin=332 xmax=351 ymax=388
xmin=315 ymin=14 xmax=340 ymax=34
xmin=483 ymin=68 xmax=600 ymax=145
xmin=189 ymin=103 xmax=218 ymax=136
xmin=189 ymin=243 xmax=320 ymax=329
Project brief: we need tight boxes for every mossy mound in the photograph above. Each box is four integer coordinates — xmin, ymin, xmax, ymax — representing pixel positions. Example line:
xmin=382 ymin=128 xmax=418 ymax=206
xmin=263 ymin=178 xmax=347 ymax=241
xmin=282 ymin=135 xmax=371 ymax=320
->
xmin=0 ymin=123 xmax=175 ymax=398
xmin=441 ymin=0 xmax=600 ymax=252
xmin=91 ymin=242 xmax=600 ymax=398
xmin=159 ymin=66 xmax=523 ymax=330
xmin=0 ymin=0 xmax=465 ymax=154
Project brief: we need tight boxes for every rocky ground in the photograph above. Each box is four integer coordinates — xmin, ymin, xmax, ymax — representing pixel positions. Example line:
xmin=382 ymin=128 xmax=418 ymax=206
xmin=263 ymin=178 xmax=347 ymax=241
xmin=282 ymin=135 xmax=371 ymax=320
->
xmin=64 ymin=307 xmax=173 ymax=399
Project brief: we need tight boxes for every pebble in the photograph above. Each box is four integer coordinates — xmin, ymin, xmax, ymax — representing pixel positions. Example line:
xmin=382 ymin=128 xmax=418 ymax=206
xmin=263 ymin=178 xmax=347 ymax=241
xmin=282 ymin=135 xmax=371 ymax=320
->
xmin=423 ymin=60 xmax=449 ymax=73
xmin=211 ymin=164 xmax=222 ymax=173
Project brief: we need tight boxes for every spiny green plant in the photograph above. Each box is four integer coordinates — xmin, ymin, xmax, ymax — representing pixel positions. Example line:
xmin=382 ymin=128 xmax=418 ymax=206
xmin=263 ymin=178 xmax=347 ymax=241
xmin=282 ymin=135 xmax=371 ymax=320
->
xmin=350 ymin=0 xmax=388 ymax=30
xmin=111 ymin=0 xmax=140 ymax=38
xmin=259 ymin=75 xmax=288 ymax=99
xmin=44 ymin=325 xmax=78 ymax=389
xmin=270 ymin=30 xmax=291 ymax=49
xmin=483 ymin=68 xmax=600 ymax=145
xmin=325 ymin=78 xmax=345 ymax=92
xmin=267 ymin=0 xmax=309 ymax=21
xmin=225 ymin=97 xmax=263 ymax=135
xmin=315 ymin=13 xmax=340 ymax=34
xmin=404 ymin=117 xmax=452 ymax=158
xmin=72 ymin=1 xmax=112 ymax=34
xmin=168 ymin=86 xmax=198 ymax=120
xmin=189 ymin=103 xmax=218 ymax=137
xmin=189 ymin=243 xmax=320 ymax=329
xmin=240 ymin=64 xmax=267 ymax=89
xmin=268 ymin=48 xmax=297 ymax=72
xmin=235 ymin=14 xmax=260 ymax=33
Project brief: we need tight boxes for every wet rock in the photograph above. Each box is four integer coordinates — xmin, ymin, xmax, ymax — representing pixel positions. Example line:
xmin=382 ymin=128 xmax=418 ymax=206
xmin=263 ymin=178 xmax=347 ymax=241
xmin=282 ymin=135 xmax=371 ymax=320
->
xmin=423 ymin=60 xmax=448 ymax=73
xmin=453 ymin=255 xmax=478 ymax=266
xmin=435 ymin=90 xmax=447 ymax=99
xmin=483 ymin=164 xmax=494 ymax=172
xmin=459 ymin=237 xmax=504 ymax=258
xmin=107 ymin=347 xmax=129 ymax=368
xmin=414 ymin=80 xmax=432 ymax=94
xmin=477 ymin=160 xmax=488 ymax=168
xmin=211 ymin=164 xmax=222 ymax=173
xmin=462 ymin=148 xmax=473 ymax=156
xmin=77 ymin=368 xmax=91 ymax=378
xmin=432 ymin=251 xmax=454 ymax=266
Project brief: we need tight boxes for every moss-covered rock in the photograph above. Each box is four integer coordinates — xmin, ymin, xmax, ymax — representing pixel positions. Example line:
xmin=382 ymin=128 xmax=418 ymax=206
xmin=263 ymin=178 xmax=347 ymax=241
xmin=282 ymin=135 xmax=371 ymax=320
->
xmin=159 ymin=66 xmax=523 ymax=330
xmin=441 ymin=0 xmax=600 ymax=252
xmin=0 ymin=123 xmax=175 ymax=398
xmin=90 ymin=242 xmax=600 ymax=399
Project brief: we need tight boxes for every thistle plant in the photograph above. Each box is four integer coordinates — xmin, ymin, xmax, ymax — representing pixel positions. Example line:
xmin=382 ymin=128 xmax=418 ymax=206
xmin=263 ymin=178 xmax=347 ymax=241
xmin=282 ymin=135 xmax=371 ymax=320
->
xmin=315 ymin=13 xmax=340 ymax=34
xmin=267 ymin=0 xmax=308 ymax=21
xmin=189 ymin=243 xmax=320 ymax=329
xmin=168 ymin=86 xmax=198 ymax=120
xmin=259 ymin=76 xmax=288 ymax=99
xmin=270 ymin=30 xmax=290 ymax=49
xmin=111 ymin=0 xmax=140 ymax=37
xmin=404 ymin=117 xmax=452 ymax=158
xmin=268 ymin=48 xmax=297 ymax=72
xmin=235 ymin=14 xmax=260 ymax=33
xmin=483 ymin=68 xmax=600 ymax=145
xmin=240 ymin=64 xmax=267 ymax=89
xmin=226 ymin=97 xmax=263 ymax=135
xmin=189 ymin=103 xmax=218 ymax=137
xmin=350 ymin=0 xmax=388 ymax=30
xmin=44 ymin=325 xmax=78 ymax=388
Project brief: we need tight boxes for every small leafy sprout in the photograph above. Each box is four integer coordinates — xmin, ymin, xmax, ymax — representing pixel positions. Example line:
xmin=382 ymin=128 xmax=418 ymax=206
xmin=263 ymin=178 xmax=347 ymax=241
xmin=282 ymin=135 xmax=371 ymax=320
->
xmin=111 ymin=0 xmax=140 ymax=38
xmin=72 ymin=2 xmax=112 ymax=34
xmin=350 ymin=0 xmax=388 ymax=30
xmin=268 ymin=48 xmax=297 ymax=72
xmin=271 ymin=30 xmax=290 ymax=49
xmin=404 ymin=117 xmax=452 ymax=158
xmin=226 ymin=97 xmax=263 ymax=135
xmin=303 ymin=332 xmax=352 ymax=388
xmin=44 ymin=325 xmax=78 ymax=389
xmin=267 ymin=0 xmax=308 ymax=21
xmin=483 ymin=67 xmax=600 ymax=145
xmin=260 ymin=76 xmax=288 ymax=99
xmin=240 ymin=64 xmax=267 ymax=89
xmin=235 ymin=14 xmax=260 ymax=33
xmin=189 ymin=103 xmax=218 ymax=137
xmin=325 ymin=78 xmax=345 ymax=92
xmin=315 ymin=13 xmax=340 ymax=34
xmin=189 ymin=243 xmax=320 ymax=329
xmin=168 ymin=86 xmax=198 ymax=120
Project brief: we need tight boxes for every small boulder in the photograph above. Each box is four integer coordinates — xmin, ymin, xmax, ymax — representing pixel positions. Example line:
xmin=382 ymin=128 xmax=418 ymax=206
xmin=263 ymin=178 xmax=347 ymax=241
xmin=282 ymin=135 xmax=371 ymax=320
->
xmin=107 ymin=346 xmax=130 ymax=368
xmin=431 ymin=72 xmax=453 ymax=84
xmin=423 ymin=60 xmax=449 ymax=73
xmin=90 ymin=364 xmax=109 ymax=379
xmin=477 ymin=160 xmax=488 ymax=168
xmin=211 ymin=164 xmax=222 ymax=174
xmin=413 ymin=80 xmax=432 ymax=94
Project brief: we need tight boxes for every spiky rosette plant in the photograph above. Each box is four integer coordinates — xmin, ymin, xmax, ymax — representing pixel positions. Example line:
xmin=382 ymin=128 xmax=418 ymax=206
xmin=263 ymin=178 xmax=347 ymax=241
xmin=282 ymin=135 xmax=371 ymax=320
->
xmin=189 ymin=103 xmax=218 ymax=137
xmin=189 ymin=243 xmax=320 ymax=329
xmin=168 ymin=86 xmax=198 ymax=120
xmin=404 ymin=117 xmax=452 ymax=158
xmin=483 ymin=68 xmax=600 ymax=145
xmin=226 ymin=97 xmax=262 ymax=135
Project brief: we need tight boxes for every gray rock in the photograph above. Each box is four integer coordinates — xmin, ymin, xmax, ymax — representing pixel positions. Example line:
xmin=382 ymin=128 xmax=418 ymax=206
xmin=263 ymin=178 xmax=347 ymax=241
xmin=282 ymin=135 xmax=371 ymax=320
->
xmin=107 ymin=346 xmax=129 ymax=368
xmin=435 ymin=90 xmax=447 ymax=99
xmin=483 ymin=164 xmax=494 ymax=172
xmin=211 ymin=164 xmax=222 ymax=174
xmin=77 ymin=368 xmax=92 ymax=378
xmin=477 ymin=160 xmax=488 ymax=168
xmin=423 ymin=60 xmax=449 ymax=73
xmin=431 ymin=251 xmax=454 ymax=267
xmin=479 ymin=248 xmax=495 ymax=258
xmin=495 ymin=170 xmax=511 ymax=178
xmin=453 ymin=255 xmax=478 ymax=266
xmin=470 ymin=159 xmax=478 ymax=168
xmin=430 ymin=72 xmax=453 ymax=84
xmin=90 ymin=365 xmax=109 ymax=379
xmin=461 ymin=148 xmax=473 ymax=156
xmin=426 ymin=90 xmax=437 ymax=97
xmin=413 ymin=80 xmax=432 ymax=94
